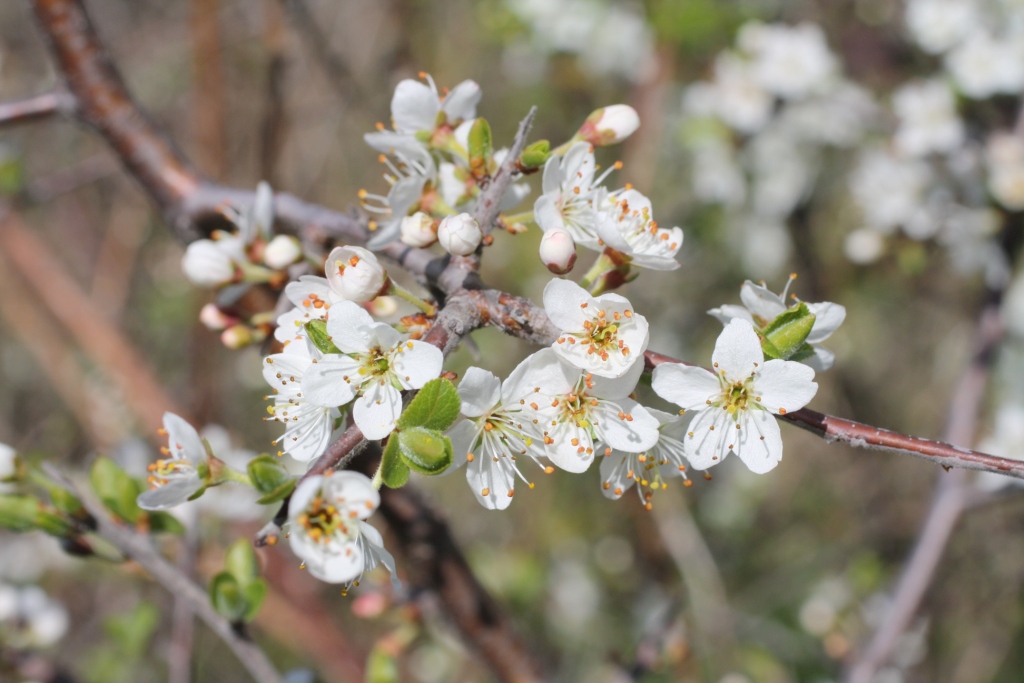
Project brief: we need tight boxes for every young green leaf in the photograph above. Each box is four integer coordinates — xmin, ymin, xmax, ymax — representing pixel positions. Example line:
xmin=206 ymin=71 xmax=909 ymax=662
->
xmin=89 ymin=456 xmax=142 ymax=524
xmin=225 ymin=538 xmax=261 ymax=585
xmin=380 ymin=436 xmax=410 ymax=488
xmin=147 ymin=512 xmax=185 ymax=535
xmin=468 ymin=118 xmax=493 ymax=180
xmin=398 ymin=427 xmax=453 ymax=475
xmin=397 ymin=378 xmax=461 ymax=431
xmin=0 ymin=495 xmax=44 ymax=532
xmin=762 ymin=303 xmax=816 ymax=361
xmin=247 ymin=455 xmax=297 ymax=504
xmin=209 ymin=572 xmax=248 ymax=623
xmin=304 ymin=319 xmax=341 ymax=355
xmin=519 ymin=139 xmax=551 ymax=169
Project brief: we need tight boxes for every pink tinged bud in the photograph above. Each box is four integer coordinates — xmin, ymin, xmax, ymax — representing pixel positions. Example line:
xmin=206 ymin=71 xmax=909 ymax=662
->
xmin=220 ymin=324 xmax=253 ymax=349
xmin=437 ymin=213 xmax=482 ymax=256
xmin=325 ymin=246 xmax=389 ymax=302
xmin=181 ymin=240 xmax=236 ymax=288
xmin=400 ymin=211 xmax=438 ymax=248
xmin=578 ymin=104 xmax=640 ymax=146
xmin=199 ymin=303 xmax=237 ymax=331
xmin=263 ymin=235 xmax=303 ymax=269
xmin=539 ymin=228 xmax=577 ymax=274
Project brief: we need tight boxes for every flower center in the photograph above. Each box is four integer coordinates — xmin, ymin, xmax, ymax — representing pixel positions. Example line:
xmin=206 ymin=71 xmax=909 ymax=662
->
xmin=720 ymin=378 xmax=754 ymax=418
xmin=297 ymin=495 xmax=356 ymax=545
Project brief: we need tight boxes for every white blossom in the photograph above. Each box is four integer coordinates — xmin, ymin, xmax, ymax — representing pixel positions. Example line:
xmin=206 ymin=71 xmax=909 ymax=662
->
xmin=525 ymin=348 xmax=659 ymax=473
xmin=946 ymin=31 xmax=1024 ymax=98
xmin=599 ymin=408 xmax=693 ymax=505
xmin=287 ymin=472 xmax=398 ymax=588
xmin=226 ymin=181 xmax=275 ymax=246
xmin=906 ymin=0 xmax=979 ymax=54
xmin=986 ymin=132 xmax=1024 ymax=210
xmin=844 ymin=228 xmax=887 ymax=264
xmin=437 ymin=213 xmax=483 ymax=256
xmin=850 ymin=149 xmax=933 ymax=233
xmin=652 ymin=319 xmax=818 ymax=474
xmin=138 ymin=413 xmax=208 ymax=511
xmin=447 ymin=363 xmax=550 ymax=509
xmin=263 ymin=234 xmax=303 ymax=269
xmin=0 ymin=443 xmax=16 ymax=482
xmin=181 ymin=239 xmax=237 ymax=287
xmin=779 ymin=82 xmax=877 ymax=148
xmin=545 ymin=278 xmax=649 ymax=378
xmin=325 ymin=246 xmax=389 ymax=303
xmin=708 ymin=278 xmax=847 ymax=371
xmin=892 ymin=79 xmax=964 ymax=157
xmin=389 ymin=74 xmax=481 ymax=136
xmin=0 ymin=584 xmax=68 ymax=648
xmin=687 ymin=139 xmax=747 ymax=207
xmin=300 ymin=301 xmax=443 ymax=440
xmin=739 ymin=22 xmax=837 ymax=99
xmin=264 ymin=341 xmax=339 ymax=461
xmin=695 ymin=52 xmax=774 ymax=133
xmin=400 ymin=211 xmax=438 ymax=247
xmin=595 ymin=188 xmax=684 ymax=270
xmin=577 ymin=104 xmax=640 ymax=146
xmin=273 ymin=275 xmax=339 ymax=344
xmin=538 ymin=226 xmax=578 ymax=274
xmin=534 ymin=141 xmax=618 ymax=249
xmin=359 ymin=142 xmax=437 ymax=250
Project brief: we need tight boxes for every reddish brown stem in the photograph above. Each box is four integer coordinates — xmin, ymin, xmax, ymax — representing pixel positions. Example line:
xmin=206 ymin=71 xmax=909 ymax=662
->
xmin=0 ymin=91 xmax=75 ymax=127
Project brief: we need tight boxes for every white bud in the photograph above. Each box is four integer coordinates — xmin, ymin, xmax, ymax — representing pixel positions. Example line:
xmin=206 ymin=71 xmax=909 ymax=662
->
xmin=199 ymin=303 xmax=235 ymax=331
xmin=181 ymin=240 xmax=237 ymax=287
xmin=539 ymin=228 xmax=577 ymax=274
xmin=0 ymin=443 xmax=18 ymax=482
xmin=263 ymin=234 xmax=303 ymax=269
xmin=578 ymin=105 xmax=640 ymax=146
xmin=400 ymin=212 xmax=438 ymax=247
xmin=220 ymin=324 xmax=253 ymax=349
xmin=325 ymin=246 xmax=388 ymax=302
xmin=844 ymin=228 xmax=885 ymax=265
xmin=366 ymin=296 xmax=399 ymax=318
xmin=437 ymin=213 xmax=482 ymax=256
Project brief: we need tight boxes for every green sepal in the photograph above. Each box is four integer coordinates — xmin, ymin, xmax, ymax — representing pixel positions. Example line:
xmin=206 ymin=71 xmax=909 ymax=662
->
xmin=305 ymin=320 xmax=341 ymax=355
xmin=397 ymin=378 xmax=461 ymax=431
xmin=397 ymin=427 xmax=453 ymax=475
xmin=519 ymin=139 xmax=551 ymax=169
xmin=380 ymin=436 xmax=409 ymax=488
xmin=89 ymin=456 xmax=142 ymax=524
xmin=209 ymin=572 xmax=249 ymax=623
xmin=0 ymin=495 xmax=45 ymax=532
xmin=468 ymin=118 xmax=493 ymax=180
xmin=247 ymin=455 xmax=297 ymax=504
xmin=761 ymin=303 xmax=816 ymax=361
xmin=147 ymin=511 xmax=186 ymax=535
xmin=787 ymin=342 xmax=817 ymax=363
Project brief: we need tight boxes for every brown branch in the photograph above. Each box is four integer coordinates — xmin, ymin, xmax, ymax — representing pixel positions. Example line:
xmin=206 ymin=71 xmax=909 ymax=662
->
xmin=0 ymin=91 xmax=75 ymax=127
xmin=44 ymin=466 xmax=284 ymax=683
xmin=475 ymin=107 xmax=536 ymax=236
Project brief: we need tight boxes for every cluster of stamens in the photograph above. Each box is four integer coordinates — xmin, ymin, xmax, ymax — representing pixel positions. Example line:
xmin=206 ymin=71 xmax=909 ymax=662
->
xmin=556 ymin=304 xmax=634 ymax=362
xmin=296 ymin=494 xmax=355 ymax=546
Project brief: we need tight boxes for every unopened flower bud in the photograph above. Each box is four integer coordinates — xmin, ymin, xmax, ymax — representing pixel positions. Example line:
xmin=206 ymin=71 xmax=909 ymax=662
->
xmin=0 ymin=443 xmax=20 ymax=482
xmin=182 ymin=240 xmax=236 ymax=287
xmin=400 ymin=212 xmax=438 ymax=247
xmin=325 ymin=246 xmax=389 ymax=302
xmin=539 ymin=228 xmax=577 ymax=274
xmin=577 ymin=105 xmax=640 ymax=146
xmin=437 ymin=213 xmax=482 ymax=256
xmin=199 ymin=303 xmax=236 ymax=331
xmin=263 ymin=235 xmax=303 ymax=269
xmin=365 ymin=296 xmax=399 ymax=317
xmin=221 ymin=324 xmax=253 ymax=349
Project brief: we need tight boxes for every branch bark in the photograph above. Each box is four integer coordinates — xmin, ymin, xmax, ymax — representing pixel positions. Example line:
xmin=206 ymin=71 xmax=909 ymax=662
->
xmin=0 ymin=90 xmax=75 ymax=127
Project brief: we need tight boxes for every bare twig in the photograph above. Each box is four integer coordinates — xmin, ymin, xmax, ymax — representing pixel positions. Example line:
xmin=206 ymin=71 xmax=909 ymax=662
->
xmin=475 ymin=106 xmax=536 ymax=236
xmin=45 ymin=466 xmax=284 ymax=683
xmin=0 ymin=91 xmax=75 ymax=127
xmin=846 ymin=303 xmax=1003 ymax=682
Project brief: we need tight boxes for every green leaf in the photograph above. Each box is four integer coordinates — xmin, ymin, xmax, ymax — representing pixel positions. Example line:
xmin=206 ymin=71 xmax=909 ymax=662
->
xmin=468 ymin=118 xmax=493 ymax=180
xmin=397 ymin=427 xmax=453 ymax=475
xmin=762 ymin=302 xmax=816 ymax=361
xmin=209 ymin=572 xmax=248 ymax=623
xmin=242 ymin=580 xmax=268 ymax=622
xmin=305 ymin=319 xmax=341 ymax=355
xmin=380 ymin=437 xmax=409 ymax=489
xmin=247 ymin=455 xmax=297 ymax=504
xmin=397 ymin=378 xmax=461 ymax=431
xmin=89 ymin=456 xmax=142 ymax=524
xmin=147 ymin=511 xmax=185 ymax=535
xmin=0 ymin=495 xmax=43 ymax=532
xmin=225 ymin=538 xmax=261 ymax=586
xmin=519 ymin=139 xmax=551 ymax=169
xmin=366 ymin=647 xmax=400 ymax=683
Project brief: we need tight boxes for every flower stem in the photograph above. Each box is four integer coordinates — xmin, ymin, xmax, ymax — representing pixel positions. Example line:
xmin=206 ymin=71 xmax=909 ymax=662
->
xmin=579 ymin=251 xmax=616 ymax=294
xmin=389 ymin=282 xmax=436 ymax=317
xmin=371 ymin=463 xmax=384 ymax=491
xmin=500 ymin=210 xmax=535 ymax=226
xmin=218 ymin=466 xmax=253 ymax=487
xmin=551 ymin=134 xmax=583 ymax=156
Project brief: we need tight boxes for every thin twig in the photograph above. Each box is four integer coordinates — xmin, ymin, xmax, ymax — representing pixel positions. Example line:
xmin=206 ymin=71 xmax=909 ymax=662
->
xmin=0 ymin=91 xmax=75 ymax=127
xmin=475 ymin=106 xmax=536 ymax=236
xmin=44 ymin=466 xmax=284 ymax=683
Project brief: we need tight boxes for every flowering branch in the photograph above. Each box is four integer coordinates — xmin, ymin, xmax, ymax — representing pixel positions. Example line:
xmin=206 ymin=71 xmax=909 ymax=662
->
xmin=0 ymin=90 xmax=75 ymax=127
xmin=42 ymin=466 xmax=284 ymax=683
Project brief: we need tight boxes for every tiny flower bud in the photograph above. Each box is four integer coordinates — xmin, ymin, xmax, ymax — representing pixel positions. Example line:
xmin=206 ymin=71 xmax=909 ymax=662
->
xmin=539 ymin=227 xmax=577 ymax=274
xmin=199 ymin=303 xmax=236 ymax=331
xmin=325 ymin=246 xmax=389 ymax=302
xmin=0 ymin=444 xmax=20 ymax=482
xmin=221 ymin=324 xmax=253 ymax=349
xmin=365 ymin=296 xmax=399 ymax=317
xmin=577 ymin=104 xmax=640 ymax=146
xmin=263 ymin=234 xmax=303 ymax=269
xmin=400 ymin=211 xmax=438 ymax=248
xmin=181 ymin=240 xmax=236 ymax=287
xmin=437 ymin=213 xmax=482 ymax=256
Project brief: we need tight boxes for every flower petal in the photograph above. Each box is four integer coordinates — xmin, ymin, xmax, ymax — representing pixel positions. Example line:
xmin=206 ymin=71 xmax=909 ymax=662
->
xmin=707 ymin=304 xmax=754 ymax=327
xmin=589 ymin=353 xmax=645 ymax=399
xmin=543 ymin=278 xmax=590 ymax=331
xmin=444 ymin=419 xmax=479 ymax=473
xmin=734 ymin=410 xmax=783 ymax=474
xmin=546 ymin=422 xmax=594 ymax=473
xmin=163 ymin=413 xmax=206 ymax=465
xmin=324 ymin=300 xmax=375 ymax=353
xmin=137 ymin=477 xmax=203 ymax=511
xmin=284 ymin=276 xmax=332 ymax=307
xmin=307 ymin=540 xmax=365 ymax=584
xmin=755 ymin=359 xmax=818 ymax=414
xmin=534 ymin=193 xmax=565 ymax=232
xmin=289 ymin=477 xmax=324 ymax=518
xmin=325 ymin=471 xmax=380 ymax=519
xmin=300 ymin=355 xmax=360 ymax=407
xmin=805 ymin=302 xmax=847 ymax=344
xmin=739 ymin=280 xmax=787 ymax=323
xmin=466 ymin=446 xmax=516 ymax=510
xmin=357 ymin=521 xmax=401 ymax=590
xmin=681 ymin=408 xmax=731 ymax=470
xmin=441 ymin=80 xmax=481 ymax=123
xmin=391 ymin=79 xmax=439 ymax=133
xmin=712 ymin=319 xmax=764 ymax=383
xmin=804 ymin=345 xmax=835 ymax=372
xmin=457 ymin=367 xmax=502 ymax=417
xmin=595 ymin=398 xmax=660 ymax=452
xmin=391 ymin=340 xmax=443 ymax=390
xmin=353 ymin=384 xmax=402 ymax=440
xmin=651 ymin=363 xmax=721 ymax=411
xmin=598 ymin=451 xmax=636 ymax=500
